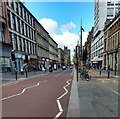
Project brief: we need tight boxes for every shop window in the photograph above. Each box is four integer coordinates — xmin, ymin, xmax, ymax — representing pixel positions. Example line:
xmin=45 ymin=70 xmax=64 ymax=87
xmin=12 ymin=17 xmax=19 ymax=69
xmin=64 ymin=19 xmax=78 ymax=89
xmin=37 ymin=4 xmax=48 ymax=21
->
xmin=0 ymin=26 xmax=4 ymax=42
xmin=0 ymin=57 xmax=11 ymax=73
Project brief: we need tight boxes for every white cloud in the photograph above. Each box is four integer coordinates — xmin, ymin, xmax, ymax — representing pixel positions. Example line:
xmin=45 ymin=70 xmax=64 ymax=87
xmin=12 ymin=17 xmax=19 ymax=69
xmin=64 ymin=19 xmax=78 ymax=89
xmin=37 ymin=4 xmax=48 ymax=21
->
xmin=39 ymin=18 xmax=88 ymax=60
xmin=61 ymin=21 xmax=76 ymax=32
xmin=39 ymin=18 xmax=58 ymax=34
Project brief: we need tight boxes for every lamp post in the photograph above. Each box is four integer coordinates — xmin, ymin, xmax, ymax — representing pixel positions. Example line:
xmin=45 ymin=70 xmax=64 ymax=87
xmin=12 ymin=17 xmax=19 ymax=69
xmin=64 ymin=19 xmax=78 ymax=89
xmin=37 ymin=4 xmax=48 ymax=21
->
xmin=80 ymin=19 xmax=85 ymax=61
xmin=114 ymin=50 xmax=117 ymax=75
xmin=11 ymin=49 xmax=17 ymax=80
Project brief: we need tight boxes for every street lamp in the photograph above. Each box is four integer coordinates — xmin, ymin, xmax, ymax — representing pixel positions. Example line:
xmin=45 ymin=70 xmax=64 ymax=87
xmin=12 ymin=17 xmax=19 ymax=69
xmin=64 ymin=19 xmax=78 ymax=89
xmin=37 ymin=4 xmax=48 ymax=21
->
xmin=80 ymin=20 xmax=85 ymax=60
xmin=76 ymin=45 xmax=80 ymax=81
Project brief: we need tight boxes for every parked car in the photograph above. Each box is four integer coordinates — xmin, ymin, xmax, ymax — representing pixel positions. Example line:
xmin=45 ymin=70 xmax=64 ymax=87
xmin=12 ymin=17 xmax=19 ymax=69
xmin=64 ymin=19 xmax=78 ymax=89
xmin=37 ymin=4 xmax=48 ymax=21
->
xmin=70 ymin=65 xmax=73 ymax=69
xmin=62 ymin=65 xmax=66 ymax=70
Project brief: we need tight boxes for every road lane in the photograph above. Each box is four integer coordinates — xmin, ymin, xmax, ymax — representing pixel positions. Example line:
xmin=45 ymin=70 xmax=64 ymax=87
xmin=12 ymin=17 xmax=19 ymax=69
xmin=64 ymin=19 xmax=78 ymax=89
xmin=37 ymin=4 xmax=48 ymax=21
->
xmin=2 ymin=69 xmax=73 ymax=117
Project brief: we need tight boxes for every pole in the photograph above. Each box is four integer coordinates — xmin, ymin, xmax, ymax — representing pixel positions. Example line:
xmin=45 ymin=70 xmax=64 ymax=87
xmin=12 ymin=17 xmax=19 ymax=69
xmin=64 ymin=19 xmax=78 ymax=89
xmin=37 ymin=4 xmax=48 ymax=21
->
xmin=77 ymin=54 xmax=78 ymax=81
xmin=76 ymin=46 xmax=78 ymax=81
xmin=15 ymin=60 xmax=17 ymax=80
xmin=114 ymin=52 xmax=117 ymax=75
xmin=25 ymin=67 xmax=27 ymax=78
xmin=108 ymin=65 xmax=110 ymax=79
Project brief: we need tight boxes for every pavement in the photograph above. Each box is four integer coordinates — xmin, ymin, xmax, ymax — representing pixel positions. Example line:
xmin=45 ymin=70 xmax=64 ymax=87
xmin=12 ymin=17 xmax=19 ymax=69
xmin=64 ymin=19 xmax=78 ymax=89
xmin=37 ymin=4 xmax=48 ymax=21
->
xmin=67 ymin=68 xmax=119 ymax=118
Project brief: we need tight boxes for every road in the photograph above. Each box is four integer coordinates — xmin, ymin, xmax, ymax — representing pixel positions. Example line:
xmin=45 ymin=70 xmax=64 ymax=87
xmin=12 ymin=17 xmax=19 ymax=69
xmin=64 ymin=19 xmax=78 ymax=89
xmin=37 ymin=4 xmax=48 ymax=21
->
xmin=1 ymin=69 xmax=73 ymax=118
xmin=78 ymin=70 xmax=119 ymax=117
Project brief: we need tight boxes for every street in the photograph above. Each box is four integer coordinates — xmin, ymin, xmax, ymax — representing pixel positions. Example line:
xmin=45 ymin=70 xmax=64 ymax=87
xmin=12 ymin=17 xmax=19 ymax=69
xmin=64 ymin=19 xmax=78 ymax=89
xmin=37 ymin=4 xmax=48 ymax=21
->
xmin=78 ymin=70 xmax=119 ymax=117
xmin=1 ymin=68 xmax=119 ymax=118
xmin=1 ymin=69 xmax=73 ymax=118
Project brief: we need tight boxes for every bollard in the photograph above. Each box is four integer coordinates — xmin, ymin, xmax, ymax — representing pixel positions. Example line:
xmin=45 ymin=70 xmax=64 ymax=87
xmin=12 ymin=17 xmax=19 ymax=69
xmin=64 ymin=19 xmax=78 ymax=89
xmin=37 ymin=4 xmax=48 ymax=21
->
xmin=108 ymin=65 xmax=110 ymax=79
xmin=15 ymin=68 xmax=17 ymax=80
xmin=100 ymin=69 xmax=101 ymax=75
xmin=25 ymin=68 xmax=27 ymax=78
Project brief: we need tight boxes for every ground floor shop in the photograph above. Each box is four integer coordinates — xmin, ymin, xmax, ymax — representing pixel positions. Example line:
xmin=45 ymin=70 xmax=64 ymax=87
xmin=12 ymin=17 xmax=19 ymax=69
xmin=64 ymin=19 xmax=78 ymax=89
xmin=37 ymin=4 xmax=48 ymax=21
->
xmin=0 ymin=43 xmax=12 ymax=73
xmin=103 ymin=49 xmax=118 ymax=71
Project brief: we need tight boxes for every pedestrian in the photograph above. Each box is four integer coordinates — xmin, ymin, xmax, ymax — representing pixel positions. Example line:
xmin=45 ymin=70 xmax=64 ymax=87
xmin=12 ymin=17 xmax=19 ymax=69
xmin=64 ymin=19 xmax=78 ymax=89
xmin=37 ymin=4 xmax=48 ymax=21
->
xmin=21 ymin=67 xmax=24 ymax=75
xmin=33 ymin=66 xmax=36 ymax=74
xmin=100 ymin=65 xmax=102 ymax=75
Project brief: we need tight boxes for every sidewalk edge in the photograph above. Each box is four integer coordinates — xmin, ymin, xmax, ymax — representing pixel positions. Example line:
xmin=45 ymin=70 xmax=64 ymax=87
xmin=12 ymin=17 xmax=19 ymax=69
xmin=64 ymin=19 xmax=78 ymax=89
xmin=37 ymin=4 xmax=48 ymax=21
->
xmin=67 ymin=68 xmax=80 ymax=117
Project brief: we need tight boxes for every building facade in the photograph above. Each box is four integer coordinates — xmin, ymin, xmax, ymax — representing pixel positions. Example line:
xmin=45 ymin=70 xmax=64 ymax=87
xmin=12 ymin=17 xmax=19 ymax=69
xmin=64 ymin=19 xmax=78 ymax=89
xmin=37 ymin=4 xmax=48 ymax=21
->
xmin=0 ymin=1 xmax=12 ymax=73
xmin=86 ymin=27 xmax=94 ymax=68
xmin=104 ymin=11 xmax=120 ymax=73
xmin=35 ymin=20 xmax=49 ymax=70
xmin=58 ymin=48 xmax=64 ymax=68
xmin=6 ymin=0 xmax=38 ymax=73
xmin=91 ymin=0 xmax=120 ymax=69
xmin=63 ymin=46 xmax=71 ymax=67
xmin=1 ymin=0 xmax=59 ymax=73
xmin=49 ymin=35 xmax=58 ymax=70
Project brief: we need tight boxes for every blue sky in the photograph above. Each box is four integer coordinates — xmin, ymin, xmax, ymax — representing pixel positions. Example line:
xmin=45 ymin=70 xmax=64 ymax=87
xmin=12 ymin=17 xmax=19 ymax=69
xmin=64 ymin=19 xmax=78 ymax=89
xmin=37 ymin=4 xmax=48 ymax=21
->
xmin=24 ymin=2 xmax=94 ymax=57
xmin=24 ymin=2 xmax=94 ymax=33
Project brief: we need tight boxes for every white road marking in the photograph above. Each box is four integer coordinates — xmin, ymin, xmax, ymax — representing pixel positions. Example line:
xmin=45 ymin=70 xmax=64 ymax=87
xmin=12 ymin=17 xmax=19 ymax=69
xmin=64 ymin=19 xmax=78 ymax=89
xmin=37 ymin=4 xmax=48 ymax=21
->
xmin=102 ymin=83 xmax=120 ymax=96
xmin=54 ymin=79 xmax=71 ymax=119
xmin=111 ymin=89 xmax=120 ymax=96
xmin=1 ymin=80 xmax=48 ymax=101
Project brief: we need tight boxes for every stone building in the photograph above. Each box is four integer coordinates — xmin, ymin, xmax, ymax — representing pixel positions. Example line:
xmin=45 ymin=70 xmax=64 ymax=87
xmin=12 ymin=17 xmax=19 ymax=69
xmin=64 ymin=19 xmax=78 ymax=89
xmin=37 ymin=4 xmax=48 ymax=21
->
xmin=58 ymin=48 xmax=64 ymax=68
xmin=104 ymin=11 xmax=120 ymax=73
xmin=92 ymin=0 xmax=120 ymax=69
xmin=5 ymin=0 xmax=37 ymax=73
xmin=85 ymin=27 xmax=94 ymax=68
xmin=64 ymin=46 xmax=71 ymax=67
xmin=35 ymin=20 xmax=49 ymax=70
xmin=49 ymin=35 xmax=58 ymax=70
xmin=0 ymin=1 xmax=12 ymax=73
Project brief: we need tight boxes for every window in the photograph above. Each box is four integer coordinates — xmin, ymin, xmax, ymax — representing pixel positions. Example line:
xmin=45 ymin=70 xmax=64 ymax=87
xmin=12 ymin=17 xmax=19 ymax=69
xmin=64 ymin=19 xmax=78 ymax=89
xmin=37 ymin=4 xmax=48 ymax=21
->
xmin=20 ymin=6 xmax=23 ymax=17
xmin=24 ymin=10 xmax=26 ymax=20
xmin=23 ymin=39 xmax=26 ymax=52
xmin=26 ymin=25 xmax=28 ymax=37
xmin=14 ymin=35 xmax=18 ymax=51
xmin=15 ymin=2 xmax=19 ymax=14
xmin=12 ymin=13 xmax=16 ymax=30
xmin=107 ymin=2 xmax=114 ymax=6
xmin=17 ymin=18 xmax=20 ymax=33
xmin=27 ymin=14 xmax=29 ymax=23
xmin=10 ymin=1 xmax=14 ymax=10
xmin=27 ymin=41 xmax=29 ymax=53
xmin=9 ymin=32 xmax=12 ymax=45
xmin=21 ymin=21 xmax=24 ymax=35
xmin=115 ymin=7 xmax=119 ymax=15
xmin=0 ymin=26 xmax=4 ymax=42
xmin=107 ymin=8 xmax=114 ymax=17
xmin=19 ymin=37 xmax=22 ymax=51
xmin=7 ymin=10 xmax=11 ymax=28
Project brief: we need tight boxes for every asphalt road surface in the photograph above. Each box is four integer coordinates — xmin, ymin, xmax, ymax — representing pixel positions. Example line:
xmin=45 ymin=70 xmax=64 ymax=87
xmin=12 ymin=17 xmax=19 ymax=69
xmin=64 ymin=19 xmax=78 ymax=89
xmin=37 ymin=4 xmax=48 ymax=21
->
xmin=1 ymin=69 xmax=73 ymax=118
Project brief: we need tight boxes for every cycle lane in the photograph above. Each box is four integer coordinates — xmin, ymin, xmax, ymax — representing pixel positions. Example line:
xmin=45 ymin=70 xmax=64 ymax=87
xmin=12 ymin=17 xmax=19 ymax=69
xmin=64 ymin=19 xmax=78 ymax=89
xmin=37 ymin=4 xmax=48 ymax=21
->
xmin=2 ymin=70 xmax=73 ymax=118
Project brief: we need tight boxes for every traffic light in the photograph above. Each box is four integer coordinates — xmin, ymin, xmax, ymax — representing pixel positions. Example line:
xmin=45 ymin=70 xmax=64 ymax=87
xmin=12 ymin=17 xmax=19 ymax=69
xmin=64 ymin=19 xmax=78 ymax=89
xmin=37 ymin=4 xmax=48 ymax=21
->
xmin=11 ymin=51 xmax=15 ymax=61
xmin=25 ymin=54 xmax=28 ymax=63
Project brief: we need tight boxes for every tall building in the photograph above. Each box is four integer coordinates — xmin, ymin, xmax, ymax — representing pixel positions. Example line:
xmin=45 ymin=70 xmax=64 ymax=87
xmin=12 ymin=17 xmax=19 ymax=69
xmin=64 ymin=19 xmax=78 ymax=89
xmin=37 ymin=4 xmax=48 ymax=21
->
xmin=91 ymin=0 xmax=120 ymax=69
xmin=0 ymin=2 xmax=12 ymax=73
xmin=58 ymin=48 xmax=64 ymax=68
xmin=1 ymin=0 xmax=58 ymax=73
xmin=104 ymin=11 xmax=120 ymax=72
